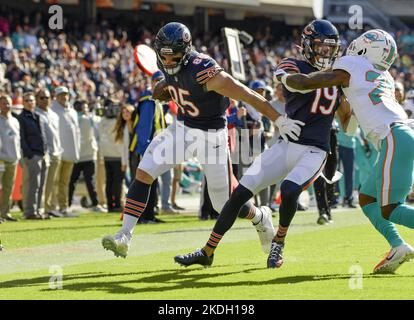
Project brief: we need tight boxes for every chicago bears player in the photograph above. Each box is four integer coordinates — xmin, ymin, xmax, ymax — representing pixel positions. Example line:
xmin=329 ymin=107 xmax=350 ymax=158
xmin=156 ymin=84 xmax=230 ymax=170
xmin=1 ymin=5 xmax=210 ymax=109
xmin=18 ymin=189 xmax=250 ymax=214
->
xmin=175 ymin=19 xmax=352 ymax=268
xmin=274 ymin=29 xmax=414 ymax=274
xmin=102 ymin=22 xmax=303 ymax=258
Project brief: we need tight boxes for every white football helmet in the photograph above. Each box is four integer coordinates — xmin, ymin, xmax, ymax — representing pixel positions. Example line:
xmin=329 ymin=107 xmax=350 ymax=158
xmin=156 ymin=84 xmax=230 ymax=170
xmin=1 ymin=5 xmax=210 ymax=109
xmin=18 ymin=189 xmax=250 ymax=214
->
xmin=346 ymin=29 xmax=398 ymax=71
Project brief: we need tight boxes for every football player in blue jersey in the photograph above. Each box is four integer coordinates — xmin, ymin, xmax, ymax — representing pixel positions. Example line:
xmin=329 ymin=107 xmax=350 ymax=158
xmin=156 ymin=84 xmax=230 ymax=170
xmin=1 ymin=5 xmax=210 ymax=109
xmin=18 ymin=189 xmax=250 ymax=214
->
xmin=175 ymin=19 xmax=354 ymax=269
xmin=102 ymin=22 xmax=303 ymax=259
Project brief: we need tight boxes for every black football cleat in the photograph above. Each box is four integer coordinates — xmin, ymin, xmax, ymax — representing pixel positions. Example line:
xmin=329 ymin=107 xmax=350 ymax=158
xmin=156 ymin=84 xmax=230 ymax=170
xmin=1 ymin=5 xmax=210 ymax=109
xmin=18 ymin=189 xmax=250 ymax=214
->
xmin=174 ymin=249 xmax=214 ymax=267
xmin=267 ymin=241 xmax=285 ymax=269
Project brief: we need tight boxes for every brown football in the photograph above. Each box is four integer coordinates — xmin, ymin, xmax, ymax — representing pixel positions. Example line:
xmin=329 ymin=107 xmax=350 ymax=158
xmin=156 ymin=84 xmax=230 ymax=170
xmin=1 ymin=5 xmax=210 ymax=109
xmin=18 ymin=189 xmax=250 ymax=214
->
xmin=153 ymin=80 xmax=171 ymax=101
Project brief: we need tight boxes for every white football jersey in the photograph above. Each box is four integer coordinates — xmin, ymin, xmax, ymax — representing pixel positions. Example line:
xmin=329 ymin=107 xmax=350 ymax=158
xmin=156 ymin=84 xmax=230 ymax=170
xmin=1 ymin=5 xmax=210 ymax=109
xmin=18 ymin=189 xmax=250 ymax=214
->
xmin=332 ymin=55 xmax=407 ymax=149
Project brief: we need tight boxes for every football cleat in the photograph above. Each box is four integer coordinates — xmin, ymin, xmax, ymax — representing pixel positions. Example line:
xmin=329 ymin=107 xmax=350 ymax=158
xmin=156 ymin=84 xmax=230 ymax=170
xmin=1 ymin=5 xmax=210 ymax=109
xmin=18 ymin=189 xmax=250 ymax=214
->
xmin=373 ymin=243 xmax=414 ymax=274
xmin=253 ymin=206 xmax=276 ymax=254
xmin=174 ymin=249 xmax=214 ymax=267
xmin=317 ymin=213 xmax=330 ymax=225
xmin=102 ymin=230 xmax=131 ymax=258
xmin=267 ymin=241 xmax=285 ymax=269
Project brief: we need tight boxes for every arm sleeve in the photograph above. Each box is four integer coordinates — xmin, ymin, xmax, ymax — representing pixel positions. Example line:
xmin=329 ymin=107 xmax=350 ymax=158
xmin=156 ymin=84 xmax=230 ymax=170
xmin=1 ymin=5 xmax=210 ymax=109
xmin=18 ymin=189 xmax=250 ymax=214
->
xmin=136 ymin=100 xmax=155 ymax=155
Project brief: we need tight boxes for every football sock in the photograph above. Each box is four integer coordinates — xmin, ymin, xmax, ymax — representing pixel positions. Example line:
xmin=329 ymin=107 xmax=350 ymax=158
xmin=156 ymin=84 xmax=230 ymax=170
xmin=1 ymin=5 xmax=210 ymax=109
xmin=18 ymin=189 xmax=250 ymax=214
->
xmin=238 ymin=201 xmax=263 ymax=224
xmin=121 ymin=179 xmax=151 ymax=234
xmin=361 ymin=202 xmax=404 ymax=248
xmin=274 ymin=225 xmax=289 ymax=244
xmin=313 ymin=176 xmax=330 ymax=215
xmin=389 ymin=204 xmax=414 ymax=229
xmin=204 ymin=184 xmax=253 ymax=255
xmin=278 ymin=180 xmax=302 ymax=227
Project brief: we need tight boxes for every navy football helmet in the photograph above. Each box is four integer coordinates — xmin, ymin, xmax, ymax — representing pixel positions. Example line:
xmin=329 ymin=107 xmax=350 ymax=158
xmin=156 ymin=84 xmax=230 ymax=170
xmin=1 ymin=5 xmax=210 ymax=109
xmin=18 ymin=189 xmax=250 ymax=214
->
xmin=301 ymin=19 xmax=340 ymax=70
xmin=153 ymin=22 xmax=193 ymax=75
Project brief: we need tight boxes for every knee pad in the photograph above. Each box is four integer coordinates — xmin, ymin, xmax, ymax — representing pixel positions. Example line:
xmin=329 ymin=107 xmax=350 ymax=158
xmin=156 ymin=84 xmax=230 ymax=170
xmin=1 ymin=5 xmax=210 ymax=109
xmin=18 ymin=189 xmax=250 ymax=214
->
xmin=280 ymin=180 xmax=302 ymax=202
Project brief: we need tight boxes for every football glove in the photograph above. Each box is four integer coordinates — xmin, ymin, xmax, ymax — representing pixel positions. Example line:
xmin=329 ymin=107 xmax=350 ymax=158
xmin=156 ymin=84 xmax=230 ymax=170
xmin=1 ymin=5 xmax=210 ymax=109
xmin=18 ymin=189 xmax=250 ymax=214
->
xmin=275 ymin=116 xmax=305 ymax=142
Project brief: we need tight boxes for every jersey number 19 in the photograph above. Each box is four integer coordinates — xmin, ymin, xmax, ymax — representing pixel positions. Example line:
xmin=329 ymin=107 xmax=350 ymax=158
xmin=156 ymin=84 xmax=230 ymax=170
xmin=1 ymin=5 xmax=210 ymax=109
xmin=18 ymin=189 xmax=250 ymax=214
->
xmin=310 ymin=87 xmax=338 ymax=115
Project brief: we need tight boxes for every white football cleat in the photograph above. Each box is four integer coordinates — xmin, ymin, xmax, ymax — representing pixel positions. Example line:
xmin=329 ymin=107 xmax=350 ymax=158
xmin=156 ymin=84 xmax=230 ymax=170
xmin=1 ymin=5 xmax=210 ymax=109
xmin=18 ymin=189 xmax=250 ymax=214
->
xmin=102 ymin=230 xmax=131 ymax=258
xmin=253 ymin=206 xmax=276 ymax=254
xmin=373 ymin=243 xmax=414 ymax=274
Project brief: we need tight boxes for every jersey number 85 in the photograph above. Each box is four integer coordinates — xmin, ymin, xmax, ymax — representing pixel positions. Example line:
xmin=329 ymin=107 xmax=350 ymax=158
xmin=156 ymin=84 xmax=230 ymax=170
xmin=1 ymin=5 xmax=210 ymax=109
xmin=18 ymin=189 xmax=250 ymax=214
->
xmin=167 ymin=85 xmax=200 ymax=117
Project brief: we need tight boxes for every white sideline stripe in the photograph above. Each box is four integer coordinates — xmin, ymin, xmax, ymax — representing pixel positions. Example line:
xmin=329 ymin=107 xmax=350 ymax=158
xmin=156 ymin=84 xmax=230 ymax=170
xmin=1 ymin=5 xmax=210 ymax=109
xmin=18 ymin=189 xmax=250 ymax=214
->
xmin=381 ymin=133 xmax=394 ymax=206
xmin=0 ymin=211 xmax=367 ymax=276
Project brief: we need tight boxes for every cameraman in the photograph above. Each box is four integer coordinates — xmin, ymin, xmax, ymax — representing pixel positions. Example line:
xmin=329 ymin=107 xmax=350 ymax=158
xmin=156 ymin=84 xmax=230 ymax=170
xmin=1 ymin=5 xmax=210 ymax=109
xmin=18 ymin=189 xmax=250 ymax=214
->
xmin=98 ymin=99 xmax=125 ymax=213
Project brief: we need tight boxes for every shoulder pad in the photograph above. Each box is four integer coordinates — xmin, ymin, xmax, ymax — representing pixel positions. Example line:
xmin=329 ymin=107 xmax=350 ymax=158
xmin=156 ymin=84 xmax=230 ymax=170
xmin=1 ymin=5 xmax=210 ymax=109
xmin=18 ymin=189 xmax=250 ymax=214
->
xmin=277 ymin=58 xmax=300 ymax=73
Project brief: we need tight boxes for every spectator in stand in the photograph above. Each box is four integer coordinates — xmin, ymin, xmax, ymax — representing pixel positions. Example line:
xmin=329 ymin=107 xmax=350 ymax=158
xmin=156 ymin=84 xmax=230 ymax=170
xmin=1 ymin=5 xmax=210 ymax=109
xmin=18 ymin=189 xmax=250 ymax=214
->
xmin=35 ymin=88 xmax=63 ymax=217
xmin=51 ymin=86 xmax=80 ymax=217
xmin=68 ymin=100 xmax=104 ymax=212
xmin=98 ymin=100 xmax=125 ymax=212
xmin=0 ymin=94 xmax=20 ymax=222
xmin=18 ymin=92 xmax=48 ymax=220
xmin=113 ymin=103 xmax=134 ymax=184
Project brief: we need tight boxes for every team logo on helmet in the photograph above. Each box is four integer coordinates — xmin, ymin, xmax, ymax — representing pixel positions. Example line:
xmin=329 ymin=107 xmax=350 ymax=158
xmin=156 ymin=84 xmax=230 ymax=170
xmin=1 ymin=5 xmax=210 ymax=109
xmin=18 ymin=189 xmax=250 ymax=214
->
xmin=363 ymin=31 xmax=384 ymax=43
xmin=303 ymin=25 xmax=314 ymax=35
xmin=183 ymin=30 xmax=191 ymax=43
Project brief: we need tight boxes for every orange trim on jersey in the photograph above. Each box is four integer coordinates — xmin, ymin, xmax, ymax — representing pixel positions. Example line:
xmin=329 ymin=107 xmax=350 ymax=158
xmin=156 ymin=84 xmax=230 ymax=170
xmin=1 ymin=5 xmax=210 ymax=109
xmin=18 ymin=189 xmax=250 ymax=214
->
xmin=278 ymin=62 xmax=298 ymax=68
xmin=196 ymin=65 xmax=218 ymax=77
xmin=196 ymin=73 xmax=211 ymax=83
xmin=278 ymin=65 xmax=300 ymax=73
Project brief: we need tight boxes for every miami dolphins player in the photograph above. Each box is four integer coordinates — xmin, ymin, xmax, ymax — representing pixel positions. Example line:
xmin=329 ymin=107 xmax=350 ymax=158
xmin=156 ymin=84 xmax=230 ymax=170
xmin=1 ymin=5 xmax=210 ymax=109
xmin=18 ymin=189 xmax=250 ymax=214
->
xmin=275 ymin=29 xmax=414 ymax=274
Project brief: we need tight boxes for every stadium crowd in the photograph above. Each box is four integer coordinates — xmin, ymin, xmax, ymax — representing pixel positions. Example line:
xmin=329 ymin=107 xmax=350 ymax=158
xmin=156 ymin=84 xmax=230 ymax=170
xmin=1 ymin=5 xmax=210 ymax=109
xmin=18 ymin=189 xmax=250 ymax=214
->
xmin=0 ymin=6 xmax=414 ymax=223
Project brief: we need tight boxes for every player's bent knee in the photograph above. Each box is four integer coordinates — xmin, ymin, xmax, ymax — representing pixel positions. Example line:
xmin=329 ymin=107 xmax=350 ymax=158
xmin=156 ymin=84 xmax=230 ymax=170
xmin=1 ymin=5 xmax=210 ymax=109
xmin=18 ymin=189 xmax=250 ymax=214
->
xmin=359 ymin=193 xmax=376 ymax=208
xmin=231 ymin=184 xmax=252 ymax=200
xmin=280 ymin=180 xmax=302 ymax=202
xmin=381 ymin=204 xmax=398 ymax=220
xmin=136 ymin=169 xmax=154 ymax=185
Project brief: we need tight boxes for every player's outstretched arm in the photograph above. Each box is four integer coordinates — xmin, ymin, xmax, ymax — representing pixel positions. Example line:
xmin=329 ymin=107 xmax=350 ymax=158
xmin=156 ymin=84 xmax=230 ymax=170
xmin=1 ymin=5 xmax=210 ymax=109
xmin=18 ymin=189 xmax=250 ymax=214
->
xmin=206 ymin=71 xmax=304 ymax=142
xmin=276 ymin=69 xmax=350 ymax=91
xmin=206 ymin=71 xmax=280 ymax=121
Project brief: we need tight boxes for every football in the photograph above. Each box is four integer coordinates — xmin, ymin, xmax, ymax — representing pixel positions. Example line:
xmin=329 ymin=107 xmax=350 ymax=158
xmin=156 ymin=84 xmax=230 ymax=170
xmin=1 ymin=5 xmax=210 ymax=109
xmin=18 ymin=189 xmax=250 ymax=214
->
xmin=152 ymin=80 xmax=171 ymax=101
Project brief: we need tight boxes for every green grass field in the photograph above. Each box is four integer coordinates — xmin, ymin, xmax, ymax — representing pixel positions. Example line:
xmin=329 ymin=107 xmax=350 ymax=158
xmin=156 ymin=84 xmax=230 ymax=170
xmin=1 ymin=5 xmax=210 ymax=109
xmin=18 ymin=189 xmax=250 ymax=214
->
xmin=1 ymin=208 xmax=414 ymax=300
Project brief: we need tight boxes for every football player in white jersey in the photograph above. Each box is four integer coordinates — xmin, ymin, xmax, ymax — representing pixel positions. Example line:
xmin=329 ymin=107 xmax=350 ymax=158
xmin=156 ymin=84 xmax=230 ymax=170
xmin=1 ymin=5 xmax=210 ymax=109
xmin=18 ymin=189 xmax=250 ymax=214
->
xmin=275 ymin=29 xmax=414 ymax=274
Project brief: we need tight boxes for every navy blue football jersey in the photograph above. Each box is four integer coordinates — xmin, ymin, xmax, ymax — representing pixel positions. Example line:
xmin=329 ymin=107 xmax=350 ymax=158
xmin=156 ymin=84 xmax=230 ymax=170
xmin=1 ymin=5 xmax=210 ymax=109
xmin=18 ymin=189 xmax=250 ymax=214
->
xmin=277 ymin=58 xmax=341 ymax=152
xmin=162 ymin=51 xmax=229 ymax=130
